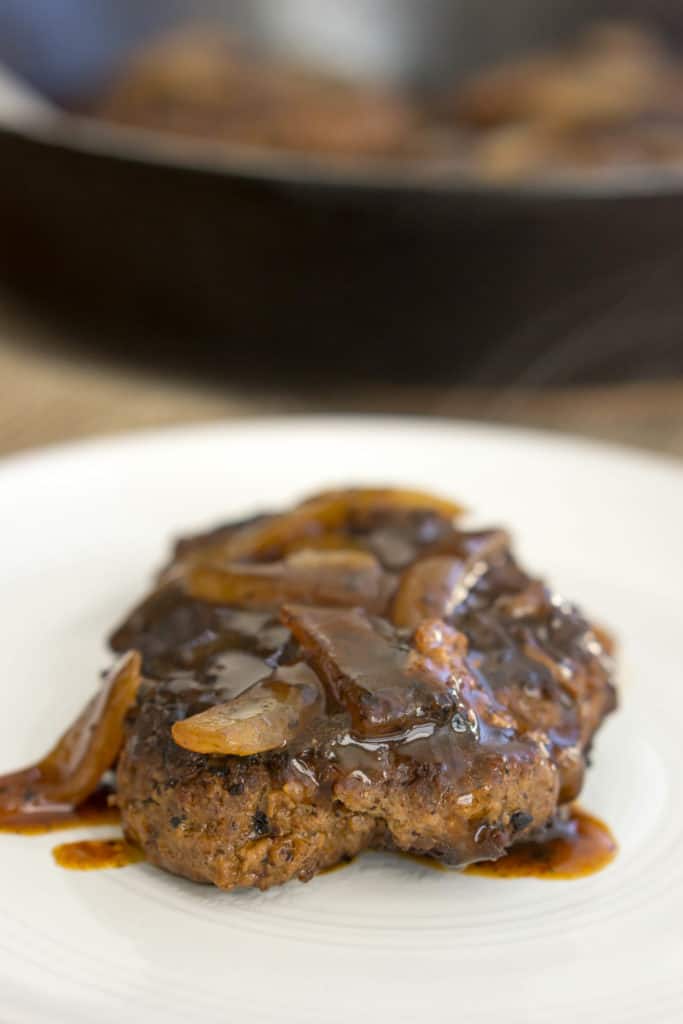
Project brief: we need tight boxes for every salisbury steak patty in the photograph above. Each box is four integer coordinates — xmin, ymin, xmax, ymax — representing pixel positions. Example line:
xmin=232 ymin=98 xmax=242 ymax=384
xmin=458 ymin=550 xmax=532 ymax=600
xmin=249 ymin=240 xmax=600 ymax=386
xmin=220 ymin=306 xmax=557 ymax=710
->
xmin=112 ymin=488 xmax=616 ymax=890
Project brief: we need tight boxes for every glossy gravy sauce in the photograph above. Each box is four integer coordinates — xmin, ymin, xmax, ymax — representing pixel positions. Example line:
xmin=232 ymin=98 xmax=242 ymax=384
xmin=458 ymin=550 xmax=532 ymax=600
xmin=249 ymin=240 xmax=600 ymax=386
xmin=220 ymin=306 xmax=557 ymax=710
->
xmin=337 ymin=807 xmax=616 ymax=881
xmin=0 ymin=787 xmax=119 ymax=835
xmin=53 ymin=838 xmax=144 ymax=871
xmin=465 ymin=806 xmax=617 ymax=879
xmin=0 ymin=792 xmax=146 ymax=872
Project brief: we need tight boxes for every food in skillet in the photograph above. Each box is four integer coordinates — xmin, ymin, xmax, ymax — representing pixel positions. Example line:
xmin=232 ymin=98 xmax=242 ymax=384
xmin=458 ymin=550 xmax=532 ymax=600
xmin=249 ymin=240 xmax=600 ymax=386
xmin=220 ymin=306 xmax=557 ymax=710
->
xmin=86 ymin=21 xmax=683 ymax=178
xmin=92 ymin=27 xmax=423 ymax=159
xmin=0 ymin=488 xmax=617 ymax=890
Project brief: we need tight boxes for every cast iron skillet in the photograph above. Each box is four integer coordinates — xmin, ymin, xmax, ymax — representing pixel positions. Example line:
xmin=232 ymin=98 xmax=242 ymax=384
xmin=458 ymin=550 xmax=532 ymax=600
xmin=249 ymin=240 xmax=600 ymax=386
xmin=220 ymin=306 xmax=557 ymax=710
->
xmin=1 ymin=0 xmax=682 ymax=384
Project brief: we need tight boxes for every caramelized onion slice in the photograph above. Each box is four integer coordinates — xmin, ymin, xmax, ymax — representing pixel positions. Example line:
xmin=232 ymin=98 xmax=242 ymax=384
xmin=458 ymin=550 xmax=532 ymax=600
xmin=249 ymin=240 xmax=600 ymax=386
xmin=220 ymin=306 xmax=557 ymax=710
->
xmin=225 ymin=488 xmax=465 ymax=561
xmin=297 ymin=488 xmax=465 ymax=518
xmin=392 ymin=556 xmax=467 ymax=629
xmin=0 ymin=651 xmax=141 ymax=826
xmin=281 ymin=605 xmax=456 ymax=737
xmin=392 ymin=530 xmax=511 ymax=629
xmin=188 ymin=548 xmax=394 ymax=614
xmin=172 ymin=663 xmax=322 ymax=756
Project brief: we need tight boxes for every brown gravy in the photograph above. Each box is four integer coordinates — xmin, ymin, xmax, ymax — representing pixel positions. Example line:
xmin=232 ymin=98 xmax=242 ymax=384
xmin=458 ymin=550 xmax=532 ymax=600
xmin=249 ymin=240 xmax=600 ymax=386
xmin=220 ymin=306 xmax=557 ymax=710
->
xmin=465 ymin=807 xmax=617 ymax=880
xmin=52 ymin=838 xmax=143 ymax=871
xmin=328 ymin=807 xmax=615 ymax=881
xmin=0 ymin=787 xmax=120 ymax=835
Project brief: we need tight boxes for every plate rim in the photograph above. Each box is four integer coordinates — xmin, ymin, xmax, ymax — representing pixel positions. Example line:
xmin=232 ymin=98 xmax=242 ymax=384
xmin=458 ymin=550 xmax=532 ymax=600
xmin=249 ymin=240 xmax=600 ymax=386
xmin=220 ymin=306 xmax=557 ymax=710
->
xmin=0 ymin=413 xmax=681 ymax=1024
xmin=1 ymin=413 xmax=681 ymax=480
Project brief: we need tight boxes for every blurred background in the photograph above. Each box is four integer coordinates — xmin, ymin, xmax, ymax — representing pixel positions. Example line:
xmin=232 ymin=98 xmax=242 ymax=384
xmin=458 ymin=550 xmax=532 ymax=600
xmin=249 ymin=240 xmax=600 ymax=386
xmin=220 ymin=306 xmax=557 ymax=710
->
xmin=0 ymin=0 xmax=682 ymax=457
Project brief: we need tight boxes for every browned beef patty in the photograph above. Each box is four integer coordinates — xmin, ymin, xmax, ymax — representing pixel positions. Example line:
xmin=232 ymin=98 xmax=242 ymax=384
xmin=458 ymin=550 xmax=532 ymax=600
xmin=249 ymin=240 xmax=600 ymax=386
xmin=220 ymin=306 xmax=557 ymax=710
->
xmin=112 ymin=492 xmax=616 ymax=890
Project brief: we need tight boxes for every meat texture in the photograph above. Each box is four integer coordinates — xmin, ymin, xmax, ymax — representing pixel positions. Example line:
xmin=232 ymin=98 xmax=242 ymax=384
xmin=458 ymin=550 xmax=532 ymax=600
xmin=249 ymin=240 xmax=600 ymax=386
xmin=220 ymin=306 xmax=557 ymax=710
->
xmin=111 ymin=488 xmax=616 ymax=890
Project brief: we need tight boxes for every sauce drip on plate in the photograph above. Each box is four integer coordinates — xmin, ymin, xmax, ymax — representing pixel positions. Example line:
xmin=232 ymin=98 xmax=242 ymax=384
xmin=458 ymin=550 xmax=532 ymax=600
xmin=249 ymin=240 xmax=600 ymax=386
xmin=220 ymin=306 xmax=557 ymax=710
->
xmin=53 ymin=838 xmax=143 ymax=871
xmin=326 ymin=807 xmax=616 ymax=881
xmin=465 ymin=807 xmax=617 ymax=879
xmin=0 ymin=787 xmax=119 ymax=835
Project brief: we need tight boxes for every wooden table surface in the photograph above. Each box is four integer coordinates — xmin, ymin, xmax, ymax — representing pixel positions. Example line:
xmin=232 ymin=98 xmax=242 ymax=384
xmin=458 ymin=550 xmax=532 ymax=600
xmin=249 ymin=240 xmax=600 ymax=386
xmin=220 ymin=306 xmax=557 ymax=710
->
xmin=1 ymin=293 xmax=682 ymax=461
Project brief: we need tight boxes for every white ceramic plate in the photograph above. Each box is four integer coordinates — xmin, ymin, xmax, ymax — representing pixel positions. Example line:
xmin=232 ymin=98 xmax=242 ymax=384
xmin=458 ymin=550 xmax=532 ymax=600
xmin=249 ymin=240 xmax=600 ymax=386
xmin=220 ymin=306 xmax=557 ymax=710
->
xmin=1 ymin=417 xmax=681 ymax=1024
